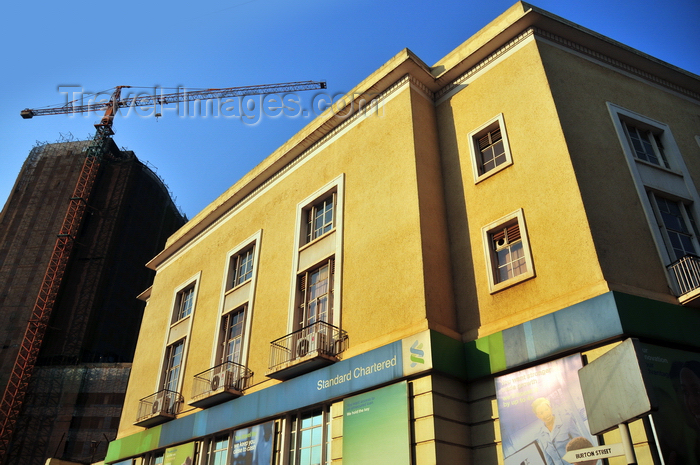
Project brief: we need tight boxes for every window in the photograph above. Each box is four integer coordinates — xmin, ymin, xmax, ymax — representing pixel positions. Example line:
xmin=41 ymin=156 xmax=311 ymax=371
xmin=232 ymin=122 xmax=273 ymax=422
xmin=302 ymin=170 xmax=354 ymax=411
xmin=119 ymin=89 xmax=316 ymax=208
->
xmin=288 ymin=408 xmax=331 ymax=465
xmin=491 ymin=223 xmax=526 ymax=283
xmin=650 ymin=193 xmax=699 ymax=262
xmin=206 ymin=435 xmax=229 ymax=465
xmin=469 ymin=114 xmax=513 ymax=182
xmin=623 ymin=122 xmax=670 ymax=168
xmin=298 ymin=259 xmax=334 ymax=329
xmin=163 ymin=339 xmax=185 ymax=392
xmin=482 ymin=210 xmax=534 ymax=292
xmin=306 ymin=194 xmax=335 ymax=243
xmin=174 ymin=284 xmax=195 ymax=321
xmin=228 ymin=245 xmax=255 ymax=289
xmin=220 ymin=306 xmax=246 ymax=365
xmin=478 ymin=127 xmax=506 ymax=173
xmin=148 ymin=452 xmax=164 ymax=465
xmin=292 ymin=176 xmax=344 ymax=333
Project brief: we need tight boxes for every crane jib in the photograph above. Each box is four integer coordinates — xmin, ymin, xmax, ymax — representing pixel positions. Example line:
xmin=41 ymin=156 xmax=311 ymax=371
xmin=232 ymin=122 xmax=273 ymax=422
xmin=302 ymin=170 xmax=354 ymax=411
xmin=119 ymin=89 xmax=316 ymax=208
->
xmin=20 ymin=81 xmax=327 ymax=119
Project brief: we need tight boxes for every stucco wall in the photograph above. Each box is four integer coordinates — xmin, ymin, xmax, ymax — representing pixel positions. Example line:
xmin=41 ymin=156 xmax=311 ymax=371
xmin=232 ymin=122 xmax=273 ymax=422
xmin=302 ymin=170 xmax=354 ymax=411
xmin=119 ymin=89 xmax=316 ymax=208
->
xmin=438 ymin=38 xmax=606 ymax=340
xmin=118 ymin=80 xmax=454 ymax=438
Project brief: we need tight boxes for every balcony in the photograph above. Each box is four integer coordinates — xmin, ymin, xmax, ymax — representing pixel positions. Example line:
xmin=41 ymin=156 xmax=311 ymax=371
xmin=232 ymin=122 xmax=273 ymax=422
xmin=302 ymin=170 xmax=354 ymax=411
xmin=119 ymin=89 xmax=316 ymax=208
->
xmin=668 ymin=254 xmax=700 ymax=307
xmin=190 ymin=361 xmax=253 ymax=409
xmin=134 ymin=389 xmax=182 ymax=427
xmin=267 ymin=321 xmax=348 ymax=381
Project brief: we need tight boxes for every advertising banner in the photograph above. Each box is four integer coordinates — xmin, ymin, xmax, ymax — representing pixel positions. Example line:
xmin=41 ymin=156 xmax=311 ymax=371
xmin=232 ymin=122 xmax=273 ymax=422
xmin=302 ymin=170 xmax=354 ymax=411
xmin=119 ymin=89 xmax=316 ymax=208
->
xmin=641 ymin=343 xmax=700 ymax=465
xmin=342 ymin=381 xmax=410 ymax=465
xmin=164 ymin=441 xmax=195 ymax=465
xmin=230 ymin=420 xmax=274 ymax=465
xmin=496 ymin=355 xmax=598 ymax=465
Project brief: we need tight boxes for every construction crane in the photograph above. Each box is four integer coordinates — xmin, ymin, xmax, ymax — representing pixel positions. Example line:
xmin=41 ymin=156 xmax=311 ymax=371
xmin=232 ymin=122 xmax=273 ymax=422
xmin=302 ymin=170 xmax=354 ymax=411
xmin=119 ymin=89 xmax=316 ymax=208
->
xmin=0 ymin=80 xmax=326 ymax=463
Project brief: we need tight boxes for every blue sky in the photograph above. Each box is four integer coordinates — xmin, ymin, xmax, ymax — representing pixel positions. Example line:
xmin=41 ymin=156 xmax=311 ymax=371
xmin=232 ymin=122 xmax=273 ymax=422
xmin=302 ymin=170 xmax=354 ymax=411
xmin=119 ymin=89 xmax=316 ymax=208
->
xmin=1 ymin=0 xmax=698 ymax=219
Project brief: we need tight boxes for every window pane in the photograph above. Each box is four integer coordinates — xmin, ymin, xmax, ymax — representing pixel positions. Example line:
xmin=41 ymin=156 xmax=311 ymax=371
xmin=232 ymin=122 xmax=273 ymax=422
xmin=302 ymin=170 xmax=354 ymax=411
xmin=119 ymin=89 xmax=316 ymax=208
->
xmin=300 ymin=448 xmax=311 ymax=465
xmin=301 ymin=415 xmax=314 ymax=429
xmin=300 ymin=429 xmax=311 ymax=448
xmin=310 ymin=446 xmax=321 ymax=465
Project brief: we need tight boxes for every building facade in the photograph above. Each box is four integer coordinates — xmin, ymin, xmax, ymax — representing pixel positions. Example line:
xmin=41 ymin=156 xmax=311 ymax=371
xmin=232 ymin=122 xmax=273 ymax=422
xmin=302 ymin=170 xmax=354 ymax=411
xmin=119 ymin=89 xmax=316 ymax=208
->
xmin=106 ymin=3 xmax=700 ymax=465
xmin=0 ymin=139 xmax=186 ymax=464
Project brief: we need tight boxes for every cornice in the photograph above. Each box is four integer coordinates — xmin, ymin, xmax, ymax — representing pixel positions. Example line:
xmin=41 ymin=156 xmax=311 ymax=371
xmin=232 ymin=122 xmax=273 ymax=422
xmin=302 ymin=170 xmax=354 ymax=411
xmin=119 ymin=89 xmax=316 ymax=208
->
xmin=533 ymin=28 xmax=700 ymax=101
xmin=436 ymin=26 xmax=700 ymax=103
xmin=435 ymin=28 xmax=536 ymax=101
xmin=149 ymin=75 xmax=419 ymax=270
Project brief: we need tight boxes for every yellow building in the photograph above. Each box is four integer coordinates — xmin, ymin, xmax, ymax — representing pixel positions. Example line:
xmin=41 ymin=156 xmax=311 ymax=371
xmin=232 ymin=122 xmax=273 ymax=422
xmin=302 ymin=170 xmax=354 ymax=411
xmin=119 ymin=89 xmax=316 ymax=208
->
xmin=105 ymin=3 xmax=700 ymax=465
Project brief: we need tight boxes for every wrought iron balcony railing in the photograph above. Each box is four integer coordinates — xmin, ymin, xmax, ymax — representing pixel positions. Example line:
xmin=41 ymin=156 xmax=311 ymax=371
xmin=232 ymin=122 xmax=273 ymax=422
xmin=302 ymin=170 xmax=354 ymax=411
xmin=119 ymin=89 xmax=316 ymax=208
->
xmin=667 ymin=254 xmax=700 ymax=297
xmin=135 ymin=389 xmax=182 ymax=427
xmin=268 ymin=321 xmax=348 ymax=375
xmin=191 ymin=361 xmax=253 ymax=406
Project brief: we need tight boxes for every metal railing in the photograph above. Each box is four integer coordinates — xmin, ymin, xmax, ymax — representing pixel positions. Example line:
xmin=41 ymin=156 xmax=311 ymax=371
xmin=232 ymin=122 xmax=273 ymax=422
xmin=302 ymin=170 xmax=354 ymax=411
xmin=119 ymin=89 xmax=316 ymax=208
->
xmin=191 ymin=361 xmax=253 ymax=400
xmin=136 ymin=389 xmax=182 ymax=423
xmin=268 ymin=321 xmax=348 ymax=372
xmin=667 ymin=254 xmax=700 ymax=297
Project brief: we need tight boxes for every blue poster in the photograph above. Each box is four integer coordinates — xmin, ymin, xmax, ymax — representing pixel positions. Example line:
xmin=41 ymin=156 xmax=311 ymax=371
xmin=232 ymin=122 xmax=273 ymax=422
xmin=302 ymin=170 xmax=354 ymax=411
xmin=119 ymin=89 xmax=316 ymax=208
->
xmin=496 ymin=355 xmax=598 ymax=465
xmin=231 ymin=421 xmax=274 ymax=465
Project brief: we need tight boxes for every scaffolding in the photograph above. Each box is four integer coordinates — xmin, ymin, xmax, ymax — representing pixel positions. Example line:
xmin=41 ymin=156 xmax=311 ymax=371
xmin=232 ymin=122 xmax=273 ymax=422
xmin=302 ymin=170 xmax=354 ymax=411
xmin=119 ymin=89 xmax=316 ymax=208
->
xmin=0 ymin=127 xmax=117 ymax=463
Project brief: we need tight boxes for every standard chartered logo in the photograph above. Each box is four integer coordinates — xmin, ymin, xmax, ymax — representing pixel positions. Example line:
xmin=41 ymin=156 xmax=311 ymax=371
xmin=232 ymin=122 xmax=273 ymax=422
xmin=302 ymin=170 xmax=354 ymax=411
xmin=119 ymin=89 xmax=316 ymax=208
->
xmin=409 ymin=341 xmax=424 ymax=367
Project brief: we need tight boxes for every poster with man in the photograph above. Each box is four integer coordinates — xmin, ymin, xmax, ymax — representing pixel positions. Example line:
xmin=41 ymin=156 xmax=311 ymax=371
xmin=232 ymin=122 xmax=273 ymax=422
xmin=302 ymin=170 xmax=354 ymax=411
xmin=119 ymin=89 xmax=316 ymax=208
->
xmin=231 ymin=420 xmax=274 ymax=465
xmin=495 ymin=354 xmax=598 ymax=465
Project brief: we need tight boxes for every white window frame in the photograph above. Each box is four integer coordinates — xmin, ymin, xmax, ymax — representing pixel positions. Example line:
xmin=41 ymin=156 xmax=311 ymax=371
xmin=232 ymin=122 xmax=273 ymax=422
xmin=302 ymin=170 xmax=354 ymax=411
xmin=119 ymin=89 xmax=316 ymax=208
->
xmin=468 ymin=113 xmax=513 ymax=183
xmin=648 ymin=192 xmax=700 ymax=263
xmin=608 ymin=103 xmax=700 ymax=273
xmin=305 ymin=194 xmax=336 ymax=244
xmin=156 ymin=272 xmax=199 ymax=398
xmin=482 ymin=209 xmax=535 ymax=293
xmin=172 ymin=277 xmax=200 ymax=324
xmin=290 ymin=176 xmax=344 ymax=332
xmin=212 ymin=231 xmax=261 ymax=370
xmin=173 ymin=284 xmax=195 ymax=322
xmin=622 ymin=121 xmax=670 ymax=169
xmin=227 ymin=244 xmax=256 ymax=291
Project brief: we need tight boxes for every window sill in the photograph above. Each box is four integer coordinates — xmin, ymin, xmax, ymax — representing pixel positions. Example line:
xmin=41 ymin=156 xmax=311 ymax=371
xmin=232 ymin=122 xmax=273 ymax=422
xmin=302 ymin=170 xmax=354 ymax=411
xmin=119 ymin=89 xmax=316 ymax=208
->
xmin=634 ymin=158 xmax=682 ymax=177
xmin=488 ymin=270 xmax=535 ymax=294
xmin=300 ymin=228 xmax=336 ymax=252
xmin=225 ymin=278 xmax=252 ymax=296
xmin=170 ymin=314 xmax=191 ymax=329
xmin=474 ymin=160 xmax=513 ymax=184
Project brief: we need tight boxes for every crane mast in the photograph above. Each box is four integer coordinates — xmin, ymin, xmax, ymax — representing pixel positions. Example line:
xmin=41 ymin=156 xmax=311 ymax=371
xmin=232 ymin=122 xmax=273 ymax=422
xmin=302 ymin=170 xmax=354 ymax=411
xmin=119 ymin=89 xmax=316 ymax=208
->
xmin=1 ymin=80 xmax=326 ymax=464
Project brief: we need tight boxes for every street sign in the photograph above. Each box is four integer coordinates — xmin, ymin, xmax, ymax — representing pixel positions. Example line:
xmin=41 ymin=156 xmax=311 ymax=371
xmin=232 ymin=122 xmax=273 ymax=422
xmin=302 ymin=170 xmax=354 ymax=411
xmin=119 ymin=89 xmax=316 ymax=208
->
xmin=562 ymin=443 xmax=624 ymax=462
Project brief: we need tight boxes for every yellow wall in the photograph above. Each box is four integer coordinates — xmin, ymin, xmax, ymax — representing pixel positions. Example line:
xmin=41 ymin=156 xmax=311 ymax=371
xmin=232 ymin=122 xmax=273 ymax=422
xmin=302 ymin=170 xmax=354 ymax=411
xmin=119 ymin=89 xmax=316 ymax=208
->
xmin=539 ymin=40 xmax=700 ymax=299
xmin=438 ymin=38 xmax=606 ymax=340
xmin=118 ymin=81 xmax=456 ymax=437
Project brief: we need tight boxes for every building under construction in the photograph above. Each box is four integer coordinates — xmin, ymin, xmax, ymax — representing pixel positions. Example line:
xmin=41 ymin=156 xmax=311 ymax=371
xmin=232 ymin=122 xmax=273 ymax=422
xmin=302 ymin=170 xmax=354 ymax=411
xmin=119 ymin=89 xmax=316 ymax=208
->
xmin=0 ymin=138 xmax=186 ymax=464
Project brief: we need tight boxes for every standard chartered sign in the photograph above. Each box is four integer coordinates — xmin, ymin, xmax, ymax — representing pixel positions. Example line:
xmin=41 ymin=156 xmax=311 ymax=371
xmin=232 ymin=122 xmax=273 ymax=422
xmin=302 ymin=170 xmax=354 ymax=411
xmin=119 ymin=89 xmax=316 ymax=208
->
xmin=317 ymin=356 xmax=398 ymax=390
